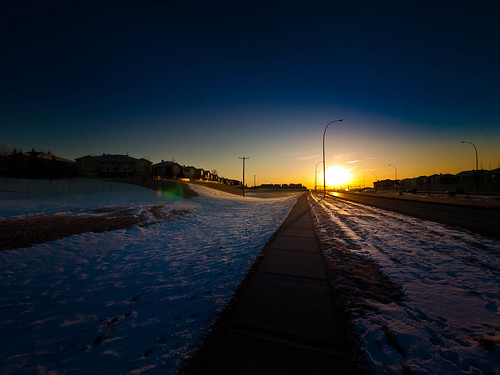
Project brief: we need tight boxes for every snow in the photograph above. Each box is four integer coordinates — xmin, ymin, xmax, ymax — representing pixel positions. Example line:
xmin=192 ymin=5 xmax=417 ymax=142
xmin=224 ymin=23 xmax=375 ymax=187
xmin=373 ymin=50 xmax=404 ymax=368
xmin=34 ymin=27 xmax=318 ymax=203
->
xmin=2 ymin=178 xmax=499 ymax=374
xmin=311 ymin=193 xmax=500 ymax=375
xmin=0 ymin=178 xmax=184 ymax=218
xmin=0 ymin=179 xmax=300 ymax=374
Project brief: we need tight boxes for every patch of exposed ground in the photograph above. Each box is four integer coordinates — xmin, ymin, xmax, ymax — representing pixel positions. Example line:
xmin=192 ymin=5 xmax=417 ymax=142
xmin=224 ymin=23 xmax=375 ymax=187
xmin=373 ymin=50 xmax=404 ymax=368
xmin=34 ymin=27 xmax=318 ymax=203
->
xmin=0 ymin=205 xmax=190 ymax=251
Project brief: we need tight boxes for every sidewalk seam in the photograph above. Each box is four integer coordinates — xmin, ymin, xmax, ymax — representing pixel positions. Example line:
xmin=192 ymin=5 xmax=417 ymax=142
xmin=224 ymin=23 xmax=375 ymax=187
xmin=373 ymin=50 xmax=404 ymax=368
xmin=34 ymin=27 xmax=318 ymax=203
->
xmin=225 ymin=325 xmax=351 ymax=358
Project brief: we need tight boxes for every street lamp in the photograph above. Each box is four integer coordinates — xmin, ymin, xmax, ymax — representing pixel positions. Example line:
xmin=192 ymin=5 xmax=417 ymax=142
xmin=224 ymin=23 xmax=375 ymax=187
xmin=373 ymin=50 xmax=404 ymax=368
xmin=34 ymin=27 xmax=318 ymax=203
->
xmin=388 ymin=164 xmax=398 ymax=192
xmin=314 ymin=161 xmax=323 ymax=191
xmin=323 ymin=119 xmax=344 ymax=197
xmin=461 ymin=141 xmax=478 ymax=171
xmin=388 ymin=164 xmax=397 ymax=181
xmin=371 ymin=172 xmax=378 ymax=188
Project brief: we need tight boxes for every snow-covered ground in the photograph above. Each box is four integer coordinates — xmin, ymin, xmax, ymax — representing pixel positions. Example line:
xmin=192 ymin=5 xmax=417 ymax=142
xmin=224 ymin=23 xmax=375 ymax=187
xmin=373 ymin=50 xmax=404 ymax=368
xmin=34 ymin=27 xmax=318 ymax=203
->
xmin=311 ymin=193 xmax=500 ymax=375
xmin=2 ymin=179 xmax=499 ymax=374
xmin=0 ymin=180 xmax=300 ymax=374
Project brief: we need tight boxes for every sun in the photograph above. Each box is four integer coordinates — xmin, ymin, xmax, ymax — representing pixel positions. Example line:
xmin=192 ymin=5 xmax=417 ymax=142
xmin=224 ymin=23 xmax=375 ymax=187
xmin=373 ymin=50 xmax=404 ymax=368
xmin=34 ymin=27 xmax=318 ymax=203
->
xmin=325 ymin=166 xmax=351 ymax=188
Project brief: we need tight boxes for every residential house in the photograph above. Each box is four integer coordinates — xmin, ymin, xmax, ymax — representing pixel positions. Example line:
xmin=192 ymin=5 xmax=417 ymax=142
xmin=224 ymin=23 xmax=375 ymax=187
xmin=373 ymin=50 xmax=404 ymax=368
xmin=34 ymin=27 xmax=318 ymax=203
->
xmin=181 ymin=166 xmax=198 ymax=180
xmin=374 ymin=169 xmax=500 ymax=194
xmin=76 ymin=154 xmax=152 ymax=179
xmin=374 ymin=179 xmax=399 ymax=191
xmin=0 ymin=149 xmax=76 ymax=178
xmin=152 ymin=160 xmax=182 ymax=179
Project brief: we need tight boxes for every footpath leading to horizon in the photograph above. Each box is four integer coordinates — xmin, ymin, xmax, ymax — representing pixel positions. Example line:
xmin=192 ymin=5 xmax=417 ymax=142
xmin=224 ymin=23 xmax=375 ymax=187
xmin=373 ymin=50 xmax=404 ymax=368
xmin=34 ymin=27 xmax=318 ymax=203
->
xmin=183 ymin=192 xmax=366 ymax=374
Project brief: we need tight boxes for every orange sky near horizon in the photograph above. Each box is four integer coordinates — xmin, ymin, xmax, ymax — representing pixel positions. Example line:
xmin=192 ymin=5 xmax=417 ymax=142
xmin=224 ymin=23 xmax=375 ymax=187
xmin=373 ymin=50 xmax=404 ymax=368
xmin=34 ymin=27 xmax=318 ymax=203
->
xmin=217 ymin=115 xmax=499 ymax=190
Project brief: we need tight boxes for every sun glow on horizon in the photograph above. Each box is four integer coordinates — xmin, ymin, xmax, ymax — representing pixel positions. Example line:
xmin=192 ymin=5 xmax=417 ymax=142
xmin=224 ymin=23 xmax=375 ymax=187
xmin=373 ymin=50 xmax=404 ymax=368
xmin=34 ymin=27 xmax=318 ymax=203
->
xmin=325 ymin=166 xmax=352 ymax=188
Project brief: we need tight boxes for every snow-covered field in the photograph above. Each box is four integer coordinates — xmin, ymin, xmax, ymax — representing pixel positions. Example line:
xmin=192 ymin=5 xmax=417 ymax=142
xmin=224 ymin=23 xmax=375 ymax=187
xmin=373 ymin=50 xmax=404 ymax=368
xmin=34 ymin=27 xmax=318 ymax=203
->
xmin=0 ymin=179 xmax=300 ymax=374
xmin=2 ymin=179 xmax=499 ymax=375
xmin=311 ymin=193 xmax=500 ymax=375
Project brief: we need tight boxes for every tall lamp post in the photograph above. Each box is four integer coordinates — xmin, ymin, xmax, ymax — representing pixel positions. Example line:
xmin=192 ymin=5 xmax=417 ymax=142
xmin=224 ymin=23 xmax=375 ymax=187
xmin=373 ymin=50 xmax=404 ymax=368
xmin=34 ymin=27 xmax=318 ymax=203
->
xmin=388 ymin=164 xmax=397 ymax=181
xmin=388 ymin=164 xmax=398 ymax=192
xmin=314 ymin=161 xmax=323 ymax=191
xmin=461 ymin=141 xmax=478 ymax=170
xmin=323 ymin=119 xmax=344 ymax=197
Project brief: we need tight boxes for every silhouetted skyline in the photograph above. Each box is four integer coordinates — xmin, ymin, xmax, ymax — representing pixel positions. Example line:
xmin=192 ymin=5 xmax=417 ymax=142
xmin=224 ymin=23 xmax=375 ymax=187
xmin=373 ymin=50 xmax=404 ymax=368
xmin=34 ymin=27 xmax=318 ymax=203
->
xmin=2 ymin=0 xmax=499 ymax=187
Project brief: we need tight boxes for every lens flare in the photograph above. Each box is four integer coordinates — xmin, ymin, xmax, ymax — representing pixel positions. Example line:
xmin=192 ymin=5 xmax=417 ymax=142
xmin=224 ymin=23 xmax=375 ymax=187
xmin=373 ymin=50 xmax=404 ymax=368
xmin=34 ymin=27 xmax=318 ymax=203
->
xmin=155 ymin=184 xmax=184 ymax=201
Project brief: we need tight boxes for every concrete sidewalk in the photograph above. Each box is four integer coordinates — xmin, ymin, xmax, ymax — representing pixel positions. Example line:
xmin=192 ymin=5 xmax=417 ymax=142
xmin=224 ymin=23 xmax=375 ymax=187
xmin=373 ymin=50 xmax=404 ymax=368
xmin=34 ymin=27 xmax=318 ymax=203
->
xmin=184 ymin=192 xmax=361 ymax=374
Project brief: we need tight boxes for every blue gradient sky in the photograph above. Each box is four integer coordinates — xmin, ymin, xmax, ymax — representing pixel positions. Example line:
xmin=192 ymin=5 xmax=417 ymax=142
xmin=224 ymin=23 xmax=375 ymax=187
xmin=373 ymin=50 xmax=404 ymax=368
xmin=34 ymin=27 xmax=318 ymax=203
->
xmin=2 ymin=0 xmax=499 ymax=187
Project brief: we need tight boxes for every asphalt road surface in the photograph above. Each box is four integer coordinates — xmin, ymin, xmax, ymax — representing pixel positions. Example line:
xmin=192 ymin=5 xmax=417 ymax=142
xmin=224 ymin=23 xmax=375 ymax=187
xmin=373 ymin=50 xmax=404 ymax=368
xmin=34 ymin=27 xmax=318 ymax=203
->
xmin=326 ymin=192 xmax=500 ymax=240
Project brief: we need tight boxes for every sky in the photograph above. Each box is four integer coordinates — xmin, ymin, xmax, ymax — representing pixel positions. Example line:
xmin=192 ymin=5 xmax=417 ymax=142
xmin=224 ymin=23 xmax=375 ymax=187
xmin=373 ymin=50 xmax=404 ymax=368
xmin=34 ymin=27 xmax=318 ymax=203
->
xmin=1 ymin=0 xmax=499 ymax=188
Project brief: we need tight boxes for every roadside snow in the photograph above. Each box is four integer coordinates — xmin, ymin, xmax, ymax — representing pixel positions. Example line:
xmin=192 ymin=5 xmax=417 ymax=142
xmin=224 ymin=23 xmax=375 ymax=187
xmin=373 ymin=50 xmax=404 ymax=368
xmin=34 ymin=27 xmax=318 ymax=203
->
xmin=0 ymin=180 xmax=300 ymax=374
xmin=311 ymin=193 xmax=500 ymax=375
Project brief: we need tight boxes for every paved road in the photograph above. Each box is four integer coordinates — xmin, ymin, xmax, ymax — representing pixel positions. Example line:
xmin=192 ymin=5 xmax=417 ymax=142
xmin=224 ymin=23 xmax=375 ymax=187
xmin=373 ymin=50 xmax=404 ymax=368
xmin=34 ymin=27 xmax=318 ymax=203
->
xmin=329 ymin=192 xmax=500 ymax=240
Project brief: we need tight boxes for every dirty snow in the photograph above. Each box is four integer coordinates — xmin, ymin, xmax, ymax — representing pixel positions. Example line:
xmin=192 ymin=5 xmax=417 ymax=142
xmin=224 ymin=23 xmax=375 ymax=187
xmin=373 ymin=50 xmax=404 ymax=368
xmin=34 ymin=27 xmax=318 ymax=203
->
xmin=0 ymin=179 xmax=300 ymax=374
xmin=311 ymin=193 xmax=500 ymax=375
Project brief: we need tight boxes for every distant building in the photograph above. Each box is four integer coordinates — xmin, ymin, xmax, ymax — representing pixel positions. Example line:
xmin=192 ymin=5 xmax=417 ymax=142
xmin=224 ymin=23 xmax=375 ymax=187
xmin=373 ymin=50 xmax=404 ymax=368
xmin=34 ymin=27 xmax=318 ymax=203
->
xmin=373 ymin=179 xmax=398 ymax=191
xmin=76 ymin=154 xmax=152 ymax=179
xmin=219 ymin=178 xmax=241 ymax=186
xmin=288 ymin=183 xmax=307 ymax=190
xmin=181 ymin=166 xmax=198 ymax=180
xmin=374 ymin=169 xmax=500 ymax=194
xmin=152 ymin=160 xmax=224 ymax=182
xmin=201 ymin=169 xmax=213 ymax=181
xmin=258 ymin=183 xmax=307 ymax=191
xmin=152 ymin=160 xmax=182 ymax=179
xmin=0 ymin=149 xmax=76 ymax=178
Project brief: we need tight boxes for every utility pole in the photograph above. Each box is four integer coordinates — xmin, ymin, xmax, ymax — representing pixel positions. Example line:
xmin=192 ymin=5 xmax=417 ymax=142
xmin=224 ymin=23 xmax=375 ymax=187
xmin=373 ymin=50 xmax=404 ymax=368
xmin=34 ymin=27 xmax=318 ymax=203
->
xmin=253 ymin=175 xmax=257 ymax=188
xmin=239 ymin=157 xmax=249 ymax=196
